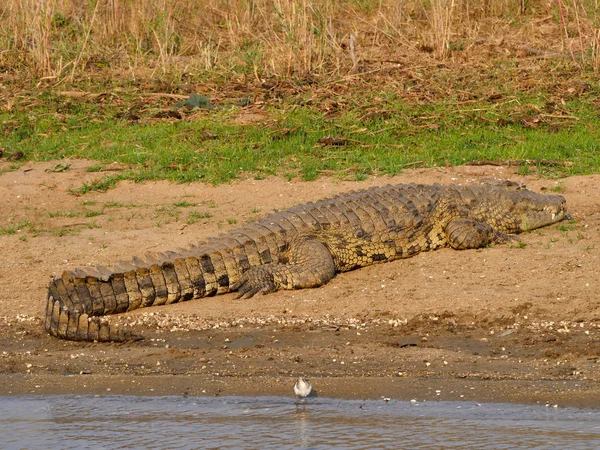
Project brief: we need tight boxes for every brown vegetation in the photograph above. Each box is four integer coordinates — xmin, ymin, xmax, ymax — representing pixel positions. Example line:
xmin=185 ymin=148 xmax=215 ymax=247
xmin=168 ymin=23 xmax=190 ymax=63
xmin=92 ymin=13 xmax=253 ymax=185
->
xmin=1 ymin=0 xmax=600 ymax=82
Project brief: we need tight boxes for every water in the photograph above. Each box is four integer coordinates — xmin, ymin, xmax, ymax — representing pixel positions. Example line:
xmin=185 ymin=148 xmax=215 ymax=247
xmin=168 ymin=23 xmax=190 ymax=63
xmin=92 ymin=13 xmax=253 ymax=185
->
xmin=1 ymin=396 xmax=599 ymax=449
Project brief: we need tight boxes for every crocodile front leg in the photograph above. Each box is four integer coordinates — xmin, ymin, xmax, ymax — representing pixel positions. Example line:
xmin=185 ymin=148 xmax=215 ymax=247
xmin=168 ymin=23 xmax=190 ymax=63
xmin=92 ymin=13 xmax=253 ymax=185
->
xmin=445 ymin=218 xmax=516 ymax=250
xmin=232 ymin=237 xmax=336 ymax=299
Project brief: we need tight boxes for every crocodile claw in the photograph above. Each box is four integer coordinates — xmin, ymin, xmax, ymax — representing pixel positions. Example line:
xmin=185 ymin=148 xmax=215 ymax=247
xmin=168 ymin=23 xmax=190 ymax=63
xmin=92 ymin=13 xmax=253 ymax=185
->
xmin=232 ymin=268 xmax=276 ymax=299
xmin=493 ymin=231 xmax=520 ymax=245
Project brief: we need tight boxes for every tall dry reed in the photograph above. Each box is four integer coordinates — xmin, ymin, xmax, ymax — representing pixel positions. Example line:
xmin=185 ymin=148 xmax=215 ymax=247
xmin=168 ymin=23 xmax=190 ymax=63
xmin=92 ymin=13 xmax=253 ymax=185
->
xmin=1 ymin=0 xmax=599 ymax=81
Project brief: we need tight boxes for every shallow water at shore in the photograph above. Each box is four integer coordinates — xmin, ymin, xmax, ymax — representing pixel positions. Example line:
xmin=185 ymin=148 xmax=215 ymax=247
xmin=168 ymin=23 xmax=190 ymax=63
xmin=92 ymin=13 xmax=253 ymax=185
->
xmin=1 ymin=396 xmax=599 ymax=449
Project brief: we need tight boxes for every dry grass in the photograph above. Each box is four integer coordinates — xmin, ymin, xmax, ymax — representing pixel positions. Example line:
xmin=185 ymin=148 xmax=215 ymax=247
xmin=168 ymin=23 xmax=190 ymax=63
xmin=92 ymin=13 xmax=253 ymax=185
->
xmin=1 ymin=0 xmax=600 ymax=82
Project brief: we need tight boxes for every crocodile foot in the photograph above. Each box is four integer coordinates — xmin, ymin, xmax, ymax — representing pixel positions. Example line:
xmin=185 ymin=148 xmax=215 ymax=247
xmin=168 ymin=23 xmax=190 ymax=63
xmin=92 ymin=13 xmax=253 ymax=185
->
xmin=232 ymin=266 xmax=277 ymax=299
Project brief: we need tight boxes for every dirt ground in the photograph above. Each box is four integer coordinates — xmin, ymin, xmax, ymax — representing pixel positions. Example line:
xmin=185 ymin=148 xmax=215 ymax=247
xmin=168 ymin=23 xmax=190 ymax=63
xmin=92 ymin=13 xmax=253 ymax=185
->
xmin=1 ymin=161 xmax=599 ymax=407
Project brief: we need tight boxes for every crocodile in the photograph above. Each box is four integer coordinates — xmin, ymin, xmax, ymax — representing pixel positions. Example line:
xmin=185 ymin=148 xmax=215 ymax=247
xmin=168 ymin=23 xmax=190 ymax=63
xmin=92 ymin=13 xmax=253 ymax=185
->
xmin=45 ymin=182 xmax=568 ymax=341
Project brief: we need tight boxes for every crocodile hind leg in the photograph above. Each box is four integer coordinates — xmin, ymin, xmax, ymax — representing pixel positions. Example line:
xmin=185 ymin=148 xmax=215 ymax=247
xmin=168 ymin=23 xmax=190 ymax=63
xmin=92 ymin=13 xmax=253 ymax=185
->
xmin=445 ymin=218 xmax=517 ymax=250
xmin=232 ymin=237 xmax=336 ymax=299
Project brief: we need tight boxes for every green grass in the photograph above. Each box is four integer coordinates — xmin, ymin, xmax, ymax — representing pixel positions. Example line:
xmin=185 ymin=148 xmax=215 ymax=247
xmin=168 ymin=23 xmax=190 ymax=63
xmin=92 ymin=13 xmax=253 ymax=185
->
xmin=104 ymin=201 xmax=145 ymax=208
xmin=46 ymin=223 xmax=100 ymax=237
xmin=156 ymin=206 xmax=181 ymax=221
xmin=69 ymin=174 xmax=127 ymax=195
xmin=47 ymin=208 xmax=102 ymax=218
xmin=189 ymin=211 xmax=212 ymax=219
xmin=0 ymin=221 xmax=32 ymax=235
xmin=3 ymin=85 xmax=600 ymax=192
xmin=1 ymin=225 xmax=17 ymax=235
xmin=173 ymin=200 xmax=197 ymax=207
xmin=0 ymin=220 xmax=96 ymax=237
xmin=48 ymin=210 xmax=80 ymax=218
xmin=186 ymin=211 xmax=212 ymax=225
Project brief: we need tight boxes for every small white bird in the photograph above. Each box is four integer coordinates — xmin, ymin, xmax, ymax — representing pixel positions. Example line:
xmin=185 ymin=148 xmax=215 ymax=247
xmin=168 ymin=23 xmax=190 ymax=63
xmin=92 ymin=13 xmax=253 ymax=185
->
xmin=294 ymin=376 xmax=312 ymax=405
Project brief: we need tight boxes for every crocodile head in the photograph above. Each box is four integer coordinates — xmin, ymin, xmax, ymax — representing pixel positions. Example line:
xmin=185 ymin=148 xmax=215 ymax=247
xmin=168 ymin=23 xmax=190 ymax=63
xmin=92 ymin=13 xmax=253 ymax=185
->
xmin=511 ymin=190 xmax=568 ymax=232
xmin=470 ymin=186 xmax=568 ymax=233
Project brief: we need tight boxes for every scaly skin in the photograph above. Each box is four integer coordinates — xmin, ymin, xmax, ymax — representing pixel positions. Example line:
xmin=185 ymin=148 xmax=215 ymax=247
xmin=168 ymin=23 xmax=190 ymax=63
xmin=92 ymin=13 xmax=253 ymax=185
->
xmin=45 ymin=182 xmax=568 ymax=341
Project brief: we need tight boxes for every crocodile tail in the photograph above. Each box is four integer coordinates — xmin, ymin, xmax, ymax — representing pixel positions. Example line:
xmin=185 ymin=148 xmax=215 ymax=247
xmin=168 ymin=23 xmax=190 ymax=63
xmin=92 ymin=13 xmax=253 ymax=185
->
xmin=44 ymin=246 xmax=244 ymax=341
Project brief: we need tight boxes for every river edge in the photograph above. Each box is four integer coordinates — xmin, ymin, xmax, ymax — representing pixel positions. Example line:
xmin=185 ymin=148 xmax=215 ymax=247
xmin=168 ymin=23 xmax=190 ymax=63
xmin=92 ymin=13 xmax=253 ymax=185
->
xmin=1 ymin=318 xmax=599 ymax=409
xmin=1 ymin=374 xmax=599 ymax=409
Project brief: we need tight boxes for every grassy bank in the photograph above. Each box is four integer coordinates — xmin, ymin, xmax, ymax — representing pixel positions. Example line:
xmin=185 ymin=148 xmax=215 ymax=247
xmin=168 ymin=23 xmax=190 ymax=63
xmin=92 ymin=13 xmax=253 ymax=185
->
xmin=2 ymin=78 xmax=599 ymax=187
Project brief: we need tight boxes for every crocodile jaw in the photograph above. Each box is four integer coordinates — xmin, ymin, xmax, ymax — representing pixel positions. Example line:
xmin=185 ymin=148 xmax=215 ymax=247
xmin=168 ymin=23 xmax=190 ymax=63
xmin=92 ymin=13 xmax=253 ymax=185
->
xmin=515 ymin=193 xmax=568 ymax=232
